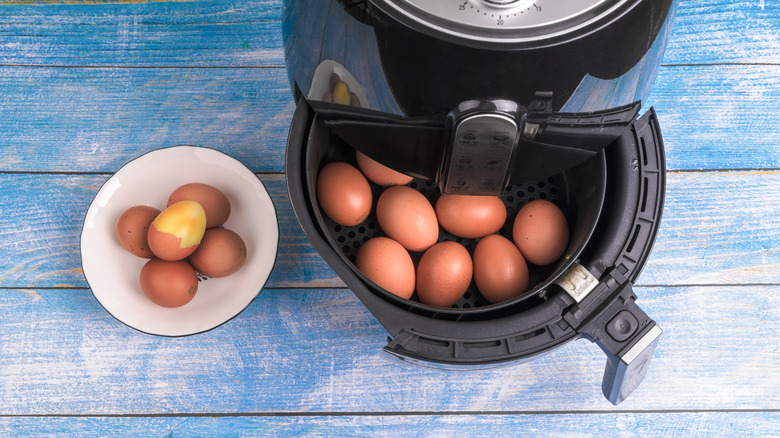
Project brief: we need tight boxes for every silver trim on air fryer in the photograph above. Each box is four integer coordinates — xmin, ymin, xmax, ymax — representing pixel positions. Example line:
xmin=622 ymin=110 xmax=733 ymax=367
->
xmin=441 ymin=112 xmax=517 ymax=195
xmin=380 ymin=0 xmax=629 ymax=43
xmin=555 ymin=263 xmax=599 ymax=303
xmin=623 ymin=325 xmax=662 ymax=365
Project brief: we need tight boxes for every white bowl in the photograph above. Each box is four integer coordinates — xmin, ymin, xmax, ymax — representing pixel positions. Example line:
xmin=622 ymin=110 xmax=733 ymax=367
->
xmin=81 ymin=146 xmax=279 ymax=336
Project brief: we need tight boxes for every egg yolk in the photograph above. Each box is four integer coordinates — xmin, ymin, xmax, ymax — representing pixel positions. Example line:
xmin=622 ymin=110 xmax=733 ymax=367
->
xmin=152 ymin=200 xmax=207 ymax=248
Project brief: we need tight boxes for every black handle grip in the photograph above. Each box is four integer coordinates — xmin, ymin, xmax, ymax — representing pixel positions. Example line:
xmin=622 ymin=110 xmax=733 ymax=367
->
xmin=565 ymin=277 xmax=662 ymax=405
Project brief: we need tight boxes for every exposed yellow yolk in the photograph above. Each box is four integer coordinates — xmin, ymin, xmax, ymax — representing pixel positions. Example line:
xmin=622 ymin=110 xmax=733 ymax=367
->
xmin=152 ymin=200 xmax=207 ymax=248
xmin=333 ymin=81 xmax=350 ymax=105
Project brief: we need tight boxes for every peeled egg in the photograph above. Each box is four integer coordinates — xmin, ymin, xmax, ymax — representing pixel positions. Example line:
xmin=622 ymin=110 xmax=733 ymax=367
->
xmin=355 ymin=237 xmax=415 ymax=299
xmin=473 ymin=234 xmax=529 ymax=304
xmin=355 ymin=151 xmax=413 ymax=187
xmin=147 ymin=200 xmax=207 ymax=261
xmin=317 ymin=161 xmax=373 ymax=227
xmin=512 ymin=199 xmax=569 ymax=265
xmin=188 ymin=228 xmax=247 ymax=278
xmin=116 ymin=205 xmax=160 ymax=258
xmin=167 ymin=183 xmax=231 ymax=229
xmin=332 ymin=81 xmax=351 ymax=105
xmin=140 ymin=258 xmax=199 ymax=308
xmin=435 ymin=194 xmax=506 ymax=239
xmin=376 ymin=185 xmax=439 ymax=252
xmin=416 ymin=241 xmax=473 ymax=308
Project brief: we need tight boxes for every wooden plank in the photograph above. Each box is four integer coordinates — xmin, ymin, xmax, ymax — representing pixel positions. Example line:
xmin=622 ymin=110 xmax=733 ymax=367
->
xmin=0 ymin=412 xmax=778 ymax=437
xmin=642 ymin=170 xmax=780 ymax=285
xmin=0 ymin=0 xmax=284 ymax=67
xmin=0 ymin=65 xmax=296 ymax=174
xmin=1 ymin=64 xmax=780 ymax=173
xmin=2 ymin=170 xmax=780 ymax=289
xmin=0 ymin=285 xmax=776 ymax=413
xmin=645 ymin=64 xmax=780 ymax=172
xmin=663 ymin=0 xmax=780 ymax=65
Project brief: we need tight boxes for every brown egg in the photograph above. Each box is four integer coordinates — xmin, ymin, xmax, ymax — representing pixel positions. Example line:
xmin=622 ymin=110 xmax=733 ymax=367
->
xmin=116 ymin=205 xmax=160 ymax=258
xmin=140 ymin=258 xmax=199 ymax=308
xmin=355 ymin=237 xmax=415 ymax=299
xmin=435 ymin=194 xmax=507 ymax=239
xmin=376 ymin=185 xmax=439 ymax=252
xmin=188 ymin=228 xmax=247 ymax=278
xmin=416 ymin=241 xmax=473 ymax=308
xmin=316 ymin=161 xmax=373 ymax=227
xmin=147 ymin=200 xmax=207 ymax=261
xmin=355 ymin=151 xmax=413 ymax=187
xmin=167 ymin=183 xmax=231 ymax=229
xmin=473 ymin=234 xmax=529 ymax=304
xmin=512 ymin=199 xmax=569 ymax=265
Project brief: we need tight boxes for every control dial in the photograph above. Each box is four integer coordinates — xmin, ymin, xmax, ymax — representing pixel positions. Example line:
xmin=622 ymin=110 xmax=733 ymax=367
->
xmin=382 ymin=0 xmax=622 ymax=43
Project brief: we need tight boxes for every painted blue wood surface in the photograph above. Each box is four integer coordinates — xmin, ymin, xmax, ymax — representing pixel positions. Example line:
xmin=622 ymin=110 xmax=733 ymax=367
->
xmin=0 ymin=286 xmax=777 ymax=414
xmin=1 ymin=412 xmax=779 ymax=438
xmin=0 ymin=0 xmax=779 ymax=435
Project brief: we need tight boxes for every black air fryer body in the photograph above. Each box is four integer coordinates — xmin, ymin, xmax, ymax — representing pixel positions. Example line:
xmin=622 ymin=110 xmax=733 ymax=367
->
xmin=282 ymin=0 xmax=677 ymax=405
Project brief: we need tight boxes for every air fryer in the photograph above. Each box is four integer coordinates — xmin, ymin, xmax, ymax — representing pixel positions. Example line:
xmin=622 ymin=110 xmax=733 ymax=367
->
xmin=282 ymin=0 xmax=676 ymax=405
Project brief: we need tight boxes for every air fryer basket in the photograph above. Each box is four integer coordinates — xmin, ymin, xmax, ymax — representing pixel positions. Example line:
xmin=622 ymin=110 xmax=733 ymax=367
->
xmin=302 ymin=110 xmax=606 ymax=320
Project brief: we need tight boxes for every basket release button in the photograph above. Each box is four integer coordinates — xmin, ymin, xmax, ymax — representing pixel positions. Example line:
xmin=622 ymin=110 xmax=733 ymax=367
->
xmin=606 ymin=310 xmax=638 ymax=343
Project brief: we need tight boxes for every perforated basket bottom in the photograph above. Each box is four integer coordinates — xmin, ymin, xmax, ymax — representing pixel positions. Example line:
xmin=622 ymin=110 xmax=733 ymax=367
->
xmin=322 ymin=175 xmax=569 ymax=310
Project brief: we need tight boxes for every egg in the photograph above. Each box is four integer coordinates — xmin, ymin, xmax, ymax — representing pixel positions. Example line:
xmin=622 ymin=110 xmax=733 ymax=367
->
xmin=147 ymin=200 xmax=207 ymax=261
xmin=167 ymin=183 xmax=231 ymax=229
xmin=355 ymin=151 xmax=413 ymax=187
xmin=355 ymin=237 xmax=415 ymax=299
xmin=473 ymin=234 xmax=529 ymax=304
xmin=349 ymin=92 xmax=361 ymax=107
xmin=316 ymin=161 xmax=373 ymax=227
xmin=416 ymin=241 xmax=473 ymax=308
xmin=512 ymin=199 xmax=570 ymax=265
xmin=376 ymin=185 xmax=439 ymax=252
xmin=116 ymin=205 xmax=160 ymax=258
xmin=188 ymin=228 xmax=247 ymax=278
xmin=332 ymin=81 xmax=351 ymax=105
xmin=435 ymin=194 xmax=507 ymax=239
xmin=140 ymin=258 xmax=199 ymax=308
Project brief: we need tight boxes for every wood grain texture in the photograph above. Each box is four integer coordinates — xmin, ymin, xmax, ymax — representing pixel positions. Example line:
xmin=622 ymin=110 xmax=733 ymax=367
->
xmin=645 ymin=64 xmax=780 ymax=171
xmin=0 ymin=65 xmax=295 ymax=173
xmin=0 ymin=412 xmax=779 ymax=438
xmin=2 ymin=170 xmax=779 ymax=289
xmin=0 ymin=0 xmax=284 ymax=67
xmin=0 ymin=285 xmax=777 ymax=414
xmin=663 ymin=0 xmax=780 ymax=65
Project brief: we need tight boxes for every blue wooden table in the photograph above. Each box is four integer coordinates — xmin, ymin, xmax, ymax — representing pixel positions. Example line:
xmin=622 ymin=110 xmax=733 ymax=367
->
xmin=1 ymin=1 xmax=779 ymax=436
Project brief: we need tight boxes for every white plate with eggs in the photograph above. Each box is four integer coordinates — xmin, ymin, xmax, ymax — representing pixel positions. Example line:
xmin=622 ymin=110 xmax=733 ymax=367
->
xmin=80 ymin=146 xmax=279 ymax=336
